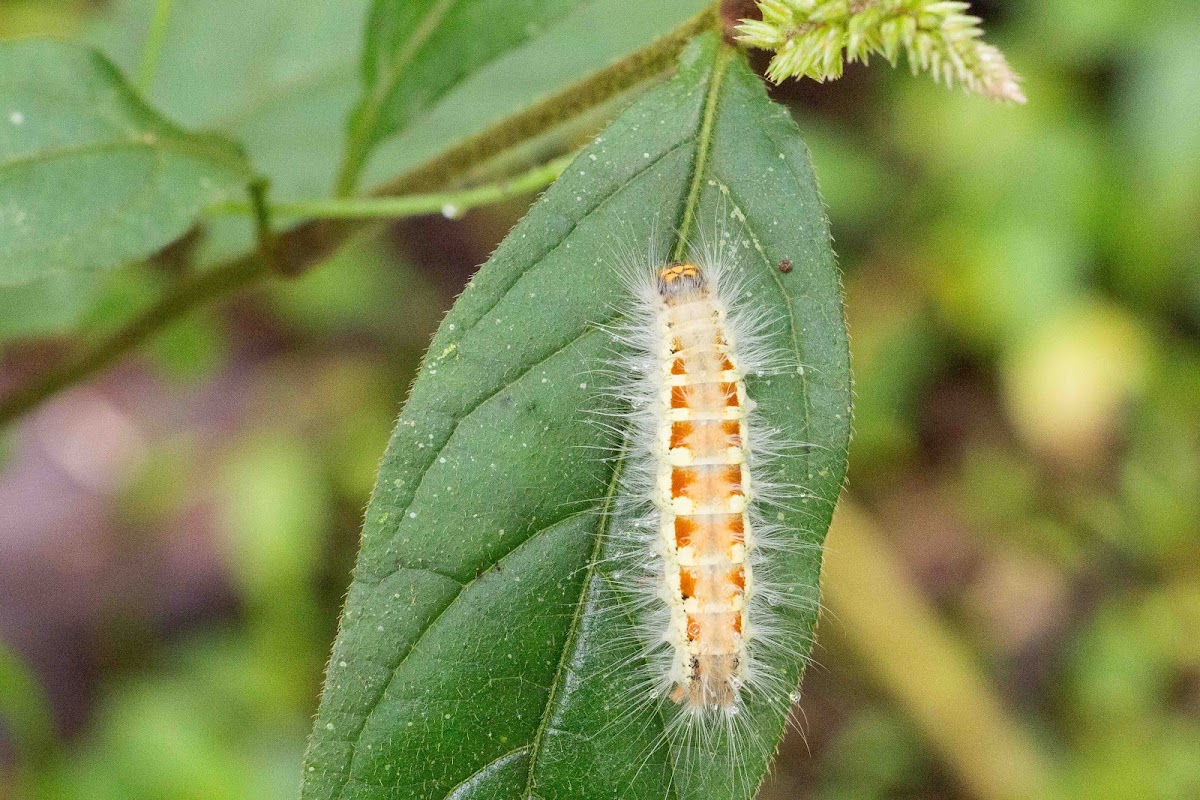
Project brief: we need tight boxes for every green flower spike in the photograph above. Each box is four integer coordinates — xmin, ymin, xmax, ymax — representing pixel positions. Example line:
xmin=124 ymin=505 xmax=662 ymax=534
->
xmin=737 ymin=0 xmax=1026 ymax=103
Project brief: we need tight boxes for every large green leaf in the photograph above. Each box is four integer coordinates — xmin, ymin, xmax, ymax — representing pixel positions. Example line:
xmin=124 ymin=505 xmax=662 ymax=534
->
xmin=303 ymin=34 xmax=849 ymax=799
xmin=340 ymin=0 xmax=585 ymax=191
xmin=0 ymin=40 xmax=251 ymax=286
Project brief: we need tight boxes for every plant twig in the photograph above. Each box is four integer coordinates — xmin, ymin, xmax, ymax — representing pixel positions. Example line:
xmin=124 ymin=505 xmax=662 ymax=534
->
xmin=136 ymin=0 xmax=175 ymax=93
xmin=208 ymin=155 xmax=573 ymax=221
xmin=247 ymin=177 xmax=278 ymax=273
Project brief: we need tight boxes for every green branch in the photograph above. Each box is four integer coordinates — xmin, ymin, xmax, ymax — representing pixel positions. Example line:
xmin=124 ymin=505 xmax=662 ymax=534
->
xmin=0 ymin=160 xmax=570 ymax=427
xmin=208 ymin=155 xmax=572 ymax=220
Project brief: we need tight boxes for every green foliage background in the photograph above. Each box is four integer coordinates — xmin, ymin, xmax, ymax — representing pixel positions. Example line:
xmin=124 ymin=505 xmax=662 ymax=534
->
xmin=1 ymin=1 xmax=1198 ymax=799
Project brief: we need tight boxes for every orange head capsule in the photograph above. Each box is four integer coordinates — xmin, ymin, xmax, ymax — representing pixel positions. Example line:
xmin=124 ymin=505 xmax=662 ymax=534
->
xmin=657 ymin=262 xmax=706 ymax=299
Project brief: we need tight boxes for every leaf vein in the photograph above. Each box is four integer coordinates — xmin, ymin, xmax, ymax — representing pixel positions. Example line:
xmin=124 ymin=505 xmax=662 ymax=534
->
xmin=332 ymin=507 xmax=595 ymax=800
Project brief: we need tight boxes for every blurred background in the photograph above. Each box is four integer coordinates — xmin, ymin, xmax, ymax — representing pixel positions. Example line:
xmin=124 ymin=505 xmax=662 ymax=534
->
xmin=1 ymin=0 xmax=1197 ymax=798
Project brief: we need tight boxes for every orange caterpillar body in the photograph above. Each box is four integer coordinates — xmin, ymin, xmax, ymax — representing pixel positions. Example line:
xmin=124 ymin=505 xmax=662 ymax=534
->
xmin=654 ymin=262 xmax=753 ymax=709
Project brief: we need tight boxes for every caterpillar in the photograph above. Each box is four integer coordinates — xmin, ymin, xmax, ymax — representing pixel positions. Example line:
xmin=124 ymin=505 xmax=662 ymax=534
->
xmin=591 ymin=210 xmax=818 ymax=794
xmin=645 ymin=258 xmax=752 ymax=710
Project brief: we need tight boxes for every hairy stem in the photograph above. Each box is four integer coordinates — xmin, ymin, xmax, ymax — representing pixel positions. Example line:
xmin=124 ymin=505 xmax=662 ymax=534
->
xmin=369 ymin=6 xmax=717 ymax=197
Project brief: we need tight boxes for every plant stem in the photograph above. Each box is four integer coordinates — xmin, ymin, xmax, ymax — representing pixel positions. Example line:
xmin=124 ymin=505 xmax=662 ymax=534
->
xmin=0 ymin=156 xmax=571 ymax=427
xmin=136 ymin=0 xmax=174 ymax=93
xmin=247 ymin=177 xmax=278 ymax=272
xmin=0 ymin=8 xmax=720 ymax=428
xmin=208 ymin=155 xmax=573 ymax=220
xmin=823 ymin=501 xmax=1059 ymax=800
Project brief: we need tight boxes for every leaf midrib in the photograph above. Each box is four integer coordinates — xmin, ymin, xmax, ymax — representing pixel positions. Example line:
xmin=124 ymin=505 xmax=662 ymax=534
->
xmin=520 ymin=41 xmax=735 ymax=800
xmin=672 ymin=44 xmax=732 ymax=262
xmin=520 ymin=450 xmax=627 ymax=800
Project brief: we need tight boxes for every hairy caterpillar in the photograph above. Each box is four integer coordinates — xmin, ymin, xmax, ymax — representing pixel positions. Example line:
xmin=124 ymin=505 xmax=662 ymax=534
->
xmin=589 ymin=209 xmax=820 ymax=793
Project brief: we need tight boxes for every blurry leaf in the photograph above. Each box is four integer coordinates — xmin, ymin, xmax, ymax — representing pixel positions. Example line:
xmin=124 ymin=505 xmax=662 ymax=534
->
xmin=302 ymin=36 xmax=850 ymax=800
xmin=220 ymin=435 xmax=329 ymax=611
xmin=88 ymin=0 xmax=371 ymax=203
xmin=86 ymin=0 xmax=704 ymax=266
xmin=0 ymin=40 xmax=252 ymax=286
xmin=359 ymin=0 xmax=707 ymax=188
xmin=340 ymin=0 xmax=584 ymax=190
xmin=0 ymin=637 xmax=55 ymax=760
xmin=85 ymin=0 xmax=373 ymax=267
xmin=0 ymin=271 xmax=102 ymax=342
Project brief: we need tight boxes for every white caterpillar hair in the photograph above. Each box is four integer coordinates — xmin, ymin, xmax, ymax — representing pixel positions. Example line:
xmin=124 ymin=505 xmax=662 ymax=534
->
xmin=579 ymin=197 xmax=823 ymax=797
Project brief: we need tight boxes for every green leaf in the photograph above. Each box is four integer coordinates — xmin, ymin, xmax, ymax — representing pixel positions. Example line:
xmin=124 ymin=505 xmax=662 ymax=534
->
xmin=0 ymin=40 xmax=252 ymax=286
xmin=358 ymin=0 xmax=708 ymax=190
xmin=303 ymin=34 xmax=849 ymax=799
xmin=304 ymin=34 xmax=849 ymax=800
xmin=0 ymin=271 xmax=103 ymax=342
xmin=339 ymin=0 xmax=585 ymax=192
xmin=85 ymin=0 xmax=373 ymax=267
xmin=88 ymin=0 xmax=372 ymax=203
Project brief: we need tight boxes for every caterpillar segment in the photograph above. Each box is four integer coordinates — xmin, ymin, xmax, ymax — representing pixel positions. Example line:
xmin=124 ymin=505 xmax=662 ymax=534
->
xmin=654 ymin=262 xmax=753 ymax=710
